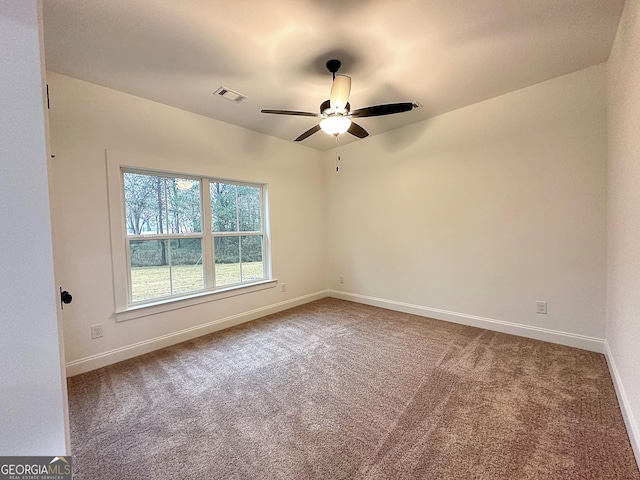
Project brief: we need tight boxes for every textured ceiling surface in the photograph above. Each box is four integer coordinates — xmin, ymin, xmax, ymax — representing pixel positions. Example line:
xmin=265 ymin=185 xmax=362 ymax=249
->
xmin=42 ymin=0 xmax=624 ymax=151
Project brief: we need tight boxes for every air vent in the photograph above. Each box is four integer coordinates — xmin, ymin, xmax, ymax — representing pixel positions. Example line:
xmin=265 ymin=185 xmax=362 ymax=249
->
xmin=213 ymin=86 xmax=247 ymax=103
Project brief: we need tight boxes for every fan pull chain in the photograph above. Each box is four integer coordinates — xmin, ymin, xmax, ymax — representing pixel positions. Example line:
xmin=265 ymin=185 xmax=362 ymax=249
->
xmin=335 ymin=134 xmax=341 ymax=172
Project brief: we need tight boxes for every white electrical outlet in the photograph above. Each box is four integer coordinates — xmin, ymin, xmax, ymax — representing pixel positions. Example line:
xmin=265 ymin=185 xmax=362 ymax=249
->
xmin=91 ymin=324 xmax=104 ymax=339
xmin=536 ymin=301 xmax=547 ymax=315
xmin=339 ymin=276 xmax=344 ymax=284
xmin=281 ymin=283 xmax=287 ymax=292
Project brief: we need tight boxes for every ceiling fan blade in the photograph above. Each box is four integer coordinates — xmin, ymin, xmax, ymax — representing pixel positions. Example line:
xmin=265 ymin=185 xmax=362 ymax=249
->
xmin=261 ymin=109 xmax=321 ymax=117
xmin=294 ymin=124 xmax=321 ymax=142
xmin=330 ymin=75 xmax=351 ymax=112
xmin=350 ymin=102 xmax=414 ymax=118
xmin=348 ymin=122 xmax=369 ymax=139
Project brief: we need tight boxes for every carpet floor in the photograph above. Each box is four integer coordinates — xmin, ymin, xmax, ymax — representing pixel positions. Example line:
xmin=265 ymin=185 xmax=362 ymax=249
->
xmin=67 ymin=298 xmax=640 ymax=479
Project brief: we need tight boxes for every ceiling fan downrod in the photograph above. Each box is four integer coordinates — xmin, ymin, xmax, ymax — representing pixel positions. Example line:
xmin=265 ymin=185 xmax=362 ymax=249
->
xmin=326 ymin=59 xmax=341 ymax=80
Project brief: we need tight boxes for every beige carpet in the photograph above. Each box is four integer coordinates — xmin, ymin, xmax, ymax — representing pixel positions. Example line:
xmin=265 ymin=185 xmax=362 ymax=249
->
xmin=67 ymin=298 xmax=640 ymax=479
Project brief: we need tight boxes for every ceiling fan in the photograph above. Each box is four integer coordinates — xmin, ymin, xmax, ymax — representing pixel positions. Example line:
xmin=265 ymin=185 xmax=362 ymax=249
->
xmin=261 ymin=59 xmax=416 ymax=142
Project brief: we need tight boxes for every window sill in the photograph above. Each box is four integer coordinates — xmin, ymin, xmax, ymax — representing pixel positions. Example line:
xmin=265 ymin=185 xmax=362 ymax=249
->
xmin=115 ymin=279 xmax=278 ymax=322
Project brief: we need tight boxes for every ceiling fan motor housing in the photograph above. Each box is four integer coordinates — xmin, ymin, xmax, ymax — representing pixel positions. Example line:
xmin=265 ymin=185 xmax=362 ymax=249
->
xmin=320 ymin=99 xmax=350 ymax=115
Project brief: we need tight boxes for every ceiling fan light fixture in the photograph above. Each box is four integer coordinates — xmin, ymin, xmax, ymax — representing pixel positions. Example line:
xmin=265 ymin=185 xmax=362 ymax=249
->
xmin=320 ymin=115 xmax=352 ymax=136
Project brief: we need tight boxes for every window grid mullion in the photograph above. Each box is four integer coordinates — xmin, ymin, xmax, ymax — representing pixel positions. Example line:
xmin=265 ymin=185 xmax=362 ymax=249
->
xmin=126 ymin=236 xmax=133 ymax=305
xmin=127 ymin=233 xmax=203 ymax=240
xmin=162 ymin=180 xmax=174 ymax=296
xmin=201 ymin=178 xmax=215 ymax=289
xmin=168 ymin=239 xmax=174 ymax=295
xmin=211 ymin=230 xmax=262 ymax=237
xmin=239 ymin=235 xmax=243 ymax=282
xmin=235 ymin=185 xmax=240 ymax=233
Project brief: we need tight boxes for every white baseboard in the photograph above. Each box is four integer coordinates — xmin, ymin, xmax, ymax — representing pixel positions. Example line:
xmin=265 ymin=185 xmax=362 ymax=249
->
xmin=605 ymin=341 xmax=640 ymax=470
xmin=65 ymin=290 xmax=329 ymax=377
xmin=328 ymin=290 xmax=605 ymax=353
xmin=67 ymin=288 xmax=606 ymax=376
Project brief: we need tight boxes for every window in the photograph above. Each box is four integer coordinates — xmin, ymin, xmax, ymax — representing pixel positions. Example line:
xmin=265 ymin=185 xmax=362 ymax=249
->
xmin=122 ymin=169 xmax=269 ymax=307
xmin=210 ymin=182 xmax=264 ymax=287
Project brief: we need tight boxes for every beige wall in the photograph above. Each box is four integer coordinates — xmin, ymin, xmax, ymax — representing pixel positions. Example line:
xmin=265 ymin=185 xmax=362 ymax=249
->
xmin=48 ymin=72 xmax=327 ymax=372
xmin=325 ymin=65 xmax=608 ymax=346
xmin=607 ymin=0 xmax=640 ymax=462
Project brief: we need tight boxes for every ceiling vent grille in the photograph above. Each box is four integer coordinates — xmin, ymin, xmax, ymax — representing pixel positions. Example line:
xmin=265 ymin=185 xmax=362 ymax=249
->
xmin=213 ymin=86 xmax=247 ymax=103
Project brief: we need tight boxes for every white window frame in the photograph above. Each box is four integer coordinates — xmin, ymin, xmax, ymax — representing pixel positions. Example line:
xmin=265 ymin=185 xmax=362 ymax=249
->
xmin=106 ymin=150 xmax=275 ymax=322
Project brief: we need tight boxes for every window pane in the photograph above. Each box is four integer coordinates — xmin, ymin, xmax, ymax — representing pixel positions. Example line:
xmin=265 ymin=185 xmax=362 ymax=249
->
xmin=238 ymin=186 xmax=262 ymax=232
xmin=241 ymin=236 xmax=263 ymax=281
xmin=124 ymin=172 xmax=167 ymax=235
xmin=124 ymin=172 xmax=201 ymax=235
xmin=130 ymin=239 xmax=170 ymax=302
xmin=214 ymin=236 xmax=240 ymax=286
xmin=210 ymin=182 xmax=237 ymax=232
xmin=166 ymin=178 xmax=201 ymax=233
xmin=170 ymin=238 xmax=203 ymax=294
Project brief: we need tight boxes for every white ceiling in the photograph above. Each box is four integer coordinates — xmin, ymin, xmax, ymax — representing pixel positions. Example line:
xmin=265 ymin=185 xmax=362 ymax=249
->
xmin=42 ymin=0 xmax=624 ymax=151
